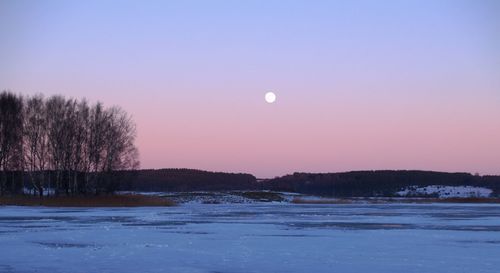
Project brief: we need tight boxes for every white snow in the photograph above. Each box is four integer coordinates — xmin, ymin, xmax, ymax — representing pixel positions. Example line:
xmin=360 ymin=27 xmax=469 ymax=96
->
xmin=396 ymin=185 xmax=493 ymax=198
xmin=118 ymin=191 xmax=290 ymax=204
xmin=22 ymin=187 xmax=56 ymax=196
xmin=1 ymin=203 xmax=500 ymax=273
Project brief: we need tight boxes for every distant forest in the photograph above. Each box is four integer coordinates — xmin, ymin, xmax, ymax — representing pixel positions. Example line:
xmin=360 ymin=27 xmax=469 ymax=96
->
xmin=119 ymin=169 xmax=500 ymax=197
xmin=0 ymin=91 xmax=139 ymax=196
xmin=263 ymin=171 xmax=500 ymax=197
xmin=117 ymin=169 xmax=257 ymax=192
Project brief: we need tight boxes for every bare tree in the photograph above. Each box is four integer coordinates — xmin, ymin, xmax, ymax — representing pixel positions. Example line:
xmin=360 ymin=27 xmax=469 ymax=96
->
xmin=87 ymin=102 xmax=108 ymax=194
xmin=100 ymin=107 xmax=139 ymax=193
xmin=2 ymin=91 xmax=139 ymax=196
xmin=23 ymin=94 xmax=49 ymax=196
xmin=46 ymin=96 xmax=68 ymax=196
xmin=0 ymin=91 xmax=24 ymax=195
xmin=72 ymin=99 xmax=90 ymax=195
xmin=61 ymin=99 xmax=77 ymax=195
xmin=104 ymin=107 xmax=139 ymax=170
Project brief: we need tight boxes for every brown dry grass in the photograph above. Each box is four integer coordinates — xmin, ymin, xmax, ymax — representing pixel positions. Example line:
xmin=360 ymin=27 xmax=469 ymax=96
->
xmin=0 ymin=194 xmax=175 ymax=207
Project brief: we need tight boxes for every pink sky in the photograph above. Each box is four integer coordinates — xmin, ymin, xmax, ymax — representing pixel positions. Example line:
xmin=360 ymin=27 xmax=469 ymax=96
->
xmin=1 ymin=0 xmax=499 ymax=177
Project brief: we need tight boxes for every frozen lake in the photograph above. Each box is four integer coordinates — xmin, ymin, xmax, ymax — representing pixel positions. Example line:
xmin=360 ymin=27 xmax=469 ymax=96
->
xmin=1 ymin=203 xmax=500 ymax=273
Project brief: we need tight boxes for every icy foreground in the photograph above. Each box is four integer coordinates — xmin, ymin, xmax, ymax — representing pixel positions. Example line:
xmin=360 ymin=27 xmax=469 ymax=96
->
xmin=1 ymin=204 xmax=500 ymax=273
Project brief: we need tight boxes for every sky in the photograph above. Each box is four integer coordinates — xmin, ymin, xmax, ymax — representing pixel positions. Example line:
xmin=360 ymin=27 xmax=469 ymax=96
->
xmin=1 ymin=0 xmax=499 ymax=178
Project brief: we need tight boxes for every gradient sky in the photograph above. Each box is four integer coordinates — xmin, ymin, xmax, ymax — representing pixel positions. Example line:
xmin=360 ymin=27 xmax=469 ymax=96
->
xmin=1 ymin=0 xmax=499 ymax=177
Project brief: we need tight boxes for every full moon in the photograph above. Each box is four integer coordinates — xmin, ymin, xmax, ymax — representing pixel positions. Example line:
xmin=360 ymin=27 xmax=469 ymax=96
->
xmin=265 ymin=92 xmax=276 ymax=103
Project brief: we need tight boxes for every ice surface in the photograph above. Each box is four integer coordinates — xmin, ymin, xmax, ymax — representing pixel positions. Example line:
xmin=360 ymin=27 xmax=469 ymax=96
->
xmin=1 ymin=203 xmax=500 ymax=273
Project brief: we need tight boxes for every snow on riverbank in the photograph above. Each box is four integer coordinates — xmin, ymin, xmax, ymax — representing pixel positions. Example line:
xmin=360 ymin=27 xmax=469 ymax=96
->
xmin=118 ymin=189 xmax=498 ymax=204
xmin=118 ymin=191 xmax=297 ymax=204
xmin=396 ymin=185 xmax=493 ymax=198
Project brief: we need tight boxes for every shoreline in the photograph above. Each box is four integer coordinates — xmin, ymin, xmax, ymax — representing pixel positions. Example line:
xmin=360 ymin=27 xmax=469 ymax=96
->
xmin=0 ymin=194 xmax=175 ymax=207
xmin=2 ymin=191 xmax=500 ymax=207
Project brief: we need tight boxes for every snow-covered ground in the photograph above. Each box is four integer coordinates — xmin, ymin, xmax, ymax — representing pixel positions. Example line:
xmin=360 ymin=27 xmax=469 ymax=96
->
xmin=396 ymin=185 xmax=493 ymax=198
xmin=117 ymin=191 xmax=300 ymax=204
xmin=1 ymin=203 xmax=500 ymax=273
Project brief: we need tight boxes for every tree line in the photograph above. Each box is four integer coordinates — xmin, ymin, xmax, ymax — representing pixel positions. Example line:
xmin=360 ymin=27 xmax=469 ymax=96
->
xmin=264 ymin=170 xmax=500 ymax=197
xmin=117 ymin=168 xmax=257 ymax=192
xmin=0 ymin=91 xmax=139 ymax=196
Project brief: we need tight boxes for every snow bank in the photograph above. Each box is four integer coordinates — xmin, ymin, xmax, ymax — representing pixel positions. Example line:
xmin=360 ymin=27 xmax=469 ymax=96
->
xmin=396 ymin=185 xmax=493 ymax=198
xmin=118 ymin=191 xmax=289 ymax=204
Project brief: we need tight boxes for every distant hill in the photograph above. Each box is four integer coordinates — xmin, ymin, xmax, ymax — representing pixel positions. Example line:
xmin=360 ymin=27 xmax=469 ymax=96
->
xmin=263 ymin=170 xmax=500 ymax=197
xmin=117 ymin=169 xmax=500 ymax=198
xmin=117 ymin=168 xmax=258 ymax=192
xmin=16 ymin=169 xmax=500 ymax=197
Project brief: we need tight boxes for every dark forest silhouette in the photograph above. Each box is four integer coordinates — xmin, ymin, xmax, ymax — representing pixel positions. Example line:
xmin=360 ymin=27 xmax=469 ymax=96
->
xmin=263 ymin=170 xmax=500 ymax=197
xmin=118 ymin=168 xmax=257 ymax=192
xmin=114 ymin=169 xmax=500 ymax=197
xmin=0 ymin=91 xmax=139 ymax=196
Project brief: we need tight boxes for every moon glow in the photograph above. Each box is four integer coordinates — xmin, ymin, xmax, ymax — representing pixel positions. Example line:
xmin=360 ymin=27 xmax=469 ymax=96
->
xmin=265 ymin=92 xmax=276 ymax=103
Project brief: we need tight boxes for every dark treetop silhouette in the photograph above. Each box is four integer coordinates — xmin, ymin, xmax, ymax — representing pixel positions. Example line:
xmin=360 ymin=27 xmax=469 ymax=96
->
xmin=0 ymin=91 xmax=139 ymax=196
